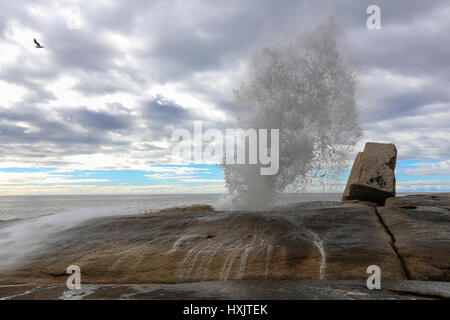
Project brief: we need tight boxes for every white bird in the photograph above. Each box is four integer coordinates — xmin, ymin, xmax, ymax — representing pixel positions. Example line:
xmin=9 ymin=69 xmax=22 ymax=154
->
xmin=34 ymin=38 xmax=45 ymax=48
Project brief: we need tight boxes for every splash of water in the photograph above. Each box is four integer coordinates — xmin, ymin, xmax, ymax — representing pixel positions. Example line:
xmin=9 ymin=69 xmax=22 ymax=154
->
xmin=223 ymin=17 xmax=361 ymax=210
xmin=0 ymin=206 xmax=143 ymax=272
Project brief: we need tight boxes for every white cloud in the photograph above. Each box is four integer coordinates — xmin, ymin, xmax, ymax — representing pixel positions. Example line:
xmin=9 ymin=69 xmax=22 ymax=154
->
xmin=397 ymin=179 xmax=450 ymax=191
xmin=146 ymin=166 xmax=211 ymax=175
xmin=0 ymin=81 xmax=27 ymax=105
xmin=0 ymin=182 xmax=225 ymax=196
xmin=145 ymin=166 xmax=218 ymax=183
xmin=399 ymin=160 xmax=450 ymax=176
xmin=0 ymin=171 xmax=108 ymax=185
xmin=180 ymin=179 xmax=224 ymax=183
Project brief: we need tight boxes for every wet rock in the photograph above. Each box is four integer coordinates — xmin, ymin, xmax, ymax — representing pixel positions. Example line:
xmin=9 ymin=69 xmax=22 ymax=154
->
xmin=1 ymin=280 xmax=449 ymax=300
xmin=342 ymin=142 xmax=397 ymax=205
xmin=377 ymin=206 xmax=450 ymax=281
xmin=342 ymin=200 xmax=378 ymax=207
xmin=385 ymin=193 xmax=450 ymax=208
xmin=0 ymin=205 xmax=405 ymax=284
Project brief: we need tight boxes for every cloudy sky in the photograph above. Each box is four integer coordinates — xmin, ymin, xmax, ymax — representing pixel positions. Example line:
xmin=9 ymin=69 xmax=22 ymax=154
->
xmin=0 ymin=0 xmax=449 ymax=195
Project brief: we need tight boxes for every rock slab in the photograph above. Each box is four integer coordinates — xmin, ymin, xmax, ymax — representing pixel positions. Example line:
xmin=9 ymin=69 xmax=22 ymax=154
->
xmin=1 ymin=280 xmax=448 ymax=300
xmin=0 ymin=206 xmax=406 ymax=285
xmin=385 ymin=193 xmax=450 ymax=208
xmin=377 ymin=205 xmax=450 ymax=281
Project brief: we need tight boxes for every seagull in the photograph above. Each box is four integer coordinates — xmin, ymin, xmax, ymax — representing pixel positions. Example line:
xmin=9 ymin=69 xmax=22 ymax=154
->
xmin=34 ymin=38 xmax=45 ymax=48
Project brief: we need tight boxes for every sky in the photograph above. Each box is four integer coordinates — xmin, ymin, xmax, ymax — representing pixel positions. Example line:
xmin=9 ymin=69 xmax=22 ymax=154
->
xmin=0 ymin=0 xmax=449 ymax=195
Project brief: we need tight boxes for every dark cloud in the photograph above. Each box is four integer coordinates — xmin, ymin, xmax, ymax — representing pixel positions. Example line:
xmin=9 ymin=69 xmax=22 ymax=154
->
xmin=141 ymin=95 xmax=200 ymax=140
xmin=0 ymin=15 xmax=6 ymax=38
xmin=128 ymin=0 xmax=304 ymax=81
xmin=0 ymin=106 xmax=132 ymax=153
xmin=62 ymin=106 xmax=132 ymax=131
xmin=48 ymin=30 xmax=120 ymax=72
xmin=0 ymin=58 xmax=59 ymax=104
xmin=73 ymin=74 xmax=128 ymax=96
xmin=0 ymin=95 xmax=194 ymax=160
xmin=359 ymin=86 xmax=450 ymax=122
xmin=349 ymin=23 xmax=450 ymax=80
xmin=142 ymin=95 xmax=194 ymax=123
xmin=0 ymin=0 xmax=449 ymax=165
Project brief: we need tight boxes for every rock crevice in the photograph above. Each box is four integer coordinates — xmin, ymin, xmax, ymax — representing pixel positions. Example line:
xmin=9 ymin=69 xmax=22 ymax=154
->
xmin=373 ymin=207 xmax=411 ymax=280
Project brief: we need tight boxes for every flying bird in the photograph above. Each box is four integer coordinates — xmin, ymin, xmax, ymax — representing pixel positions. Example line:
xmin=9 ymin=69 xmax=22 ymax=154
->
xmin=34 ymin=38 xmax=45 ymax=48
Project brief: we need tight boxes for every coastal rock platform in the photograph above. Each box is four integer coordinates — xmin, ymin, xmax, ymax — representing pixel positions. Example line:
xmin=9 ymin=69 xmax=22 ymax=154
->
xmin=0 ymin=205 xmax=407 ymax=284
xmin=0 ymin=193 xmax=448 ymax=302
xmin=1 ymin=193 xmax=449 ymax=286
xmin=1 ymin=280 xmax=449 ymax=300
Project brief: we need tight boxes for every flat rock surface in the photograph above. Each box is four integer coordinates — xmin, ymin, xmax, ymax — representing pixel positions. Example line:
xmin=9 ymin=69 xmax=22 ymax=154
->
xmin=377 ymin=205 xmax=450 ymax=281
xmin=0 ymin=280 xmax=448 ymax=300
xmin=1 ymin=194 xmax=448 ymax=287
xmin=342 ymin=200 xmax=378 ymax=207
xmin=385 ymin=193 xmax=450 ymax=208
xmin=0 ymin=206 xmax=406 ymax=284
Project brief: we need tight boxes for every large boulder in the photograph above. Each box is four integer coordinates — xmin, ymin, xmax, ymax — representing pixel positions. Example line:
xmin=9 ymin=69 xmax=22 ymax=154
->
xmin=342 ymin=142 xmax=397 ymax=205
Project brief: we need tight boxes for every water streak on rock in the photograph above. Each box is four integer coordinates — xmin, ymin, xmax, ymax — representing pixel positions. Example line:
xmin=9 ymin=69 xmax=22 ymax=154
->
xmin=265 ymin=245 xmax=274 ymax=279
